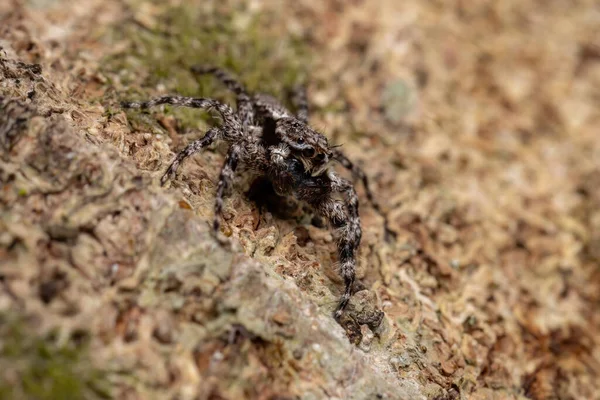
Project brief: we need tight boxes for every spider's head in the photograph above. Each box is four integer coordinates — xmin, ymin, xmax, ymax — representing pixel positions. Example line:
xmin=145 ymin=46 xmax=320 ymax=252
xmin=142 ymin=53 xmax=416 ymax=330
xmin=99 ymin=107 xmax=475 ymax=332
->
xmin=269 ymin=117 xmax=332 ymax=176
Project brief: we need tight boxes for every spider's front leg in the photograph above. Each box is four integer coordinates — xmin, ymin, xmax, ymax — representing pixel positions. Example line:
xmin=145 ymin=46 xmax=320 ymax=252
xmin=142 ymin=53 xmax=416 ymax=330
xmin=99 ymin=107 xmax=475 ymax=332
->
xmin=331 ymin=149 xmax=395 ymax=240
xmin=121 ymin=96 xmax=241 ymax=140
xmin=160 ymin=127 xmax=220 ymax=185
xmin=191 ymin=66 xmax=255 ymax=128
xmin=266 ymin=156 xmax=361 ymax=318
xmin=122 ymin=95 xmax=245 ymax=186
xmin=323 ymin=173 xmax=363 ymax=319
xmin=213 ymin=144 xmax=242 ymax=236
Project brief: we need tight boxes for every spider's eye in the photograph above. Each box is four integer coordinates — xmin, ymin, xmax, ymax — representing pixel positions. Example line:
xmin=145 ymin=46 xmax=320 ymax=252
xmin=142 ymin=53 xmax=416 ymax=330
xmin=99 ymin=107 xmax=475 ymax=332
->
xmin=302 ymin=148 xmax=315 ymax=157
xmin=297 ymin=138 xmax=304 ymax=144
xmin=315 ymin=153 xmax=326 ymax=162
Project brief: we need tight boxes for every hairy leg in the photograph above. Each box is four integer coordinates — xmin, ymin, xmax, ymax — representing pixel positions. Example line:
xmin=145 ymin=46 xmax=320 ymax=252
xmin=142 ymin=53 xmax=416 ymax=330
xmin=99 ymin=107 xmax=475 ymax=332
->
xmin=290 ymin=85 xmax=309 ymax=123
xmin=213 ymin=144 xmax=241 ymax=235
xmin=253 ymin=93 xmax=294 ymax=121
xmin=326 ymin=173 xmax=362 ymax=319
xmin=160 ymin=127 xmax=220 ymax=186
xmin=331 ymin=149 xmax=395 ymax=240
xmin=331 ymin=149 xmax=377 ymax=207
xmin=315 ymin=196 xmax=358 ymax=320
xmin=191 ymin=65 xmax=255 ymax=128
xmin=266 ymin=158 xmax=360 ymax=318
xmin=121 ymin=96 xmax=242 ymax=140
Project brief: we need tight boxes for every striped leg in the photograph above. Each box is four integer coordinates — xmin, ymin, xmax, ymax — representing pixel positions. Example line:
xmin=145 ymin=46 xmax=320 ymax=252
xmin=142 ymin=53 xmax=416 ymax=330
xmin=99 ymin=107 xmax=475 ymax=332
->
xmin=191 ymin=66 xmax=255 ymax=128
xmin=291 ymin=85 xmax=309 ymax=123
xmin=316 ymin=196 xmax=359 ymax=320
xmin=331 ymin=149 xmax=395 ymax=240
xmin=327 ymin=173 xmax=362 ymax=319
xmin=121 ymin=96 xmax=242 ymax=140
xmin=213 ymin=145 xmax=241 ymax=235
xmin=160 ymin=127 xmax=220 ymax=186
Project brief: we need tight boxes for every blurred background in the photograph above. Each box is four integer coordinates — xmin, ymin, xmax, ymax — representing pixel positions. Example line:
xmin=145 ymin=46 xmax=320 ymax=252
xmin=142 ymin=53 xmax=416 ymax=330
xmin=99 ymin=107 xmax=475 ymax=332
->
xmin=1 ymin=0 xmax=599 ymax=399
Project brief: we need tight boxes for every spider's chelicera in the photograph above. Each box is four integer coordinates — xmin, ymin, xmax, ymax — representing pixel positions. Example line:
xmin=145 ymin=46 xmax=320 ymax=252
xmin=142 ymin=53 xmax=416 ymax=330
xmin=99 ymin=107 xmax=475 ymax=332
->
xmin=122 ymin=66 xmax=386 ymax=320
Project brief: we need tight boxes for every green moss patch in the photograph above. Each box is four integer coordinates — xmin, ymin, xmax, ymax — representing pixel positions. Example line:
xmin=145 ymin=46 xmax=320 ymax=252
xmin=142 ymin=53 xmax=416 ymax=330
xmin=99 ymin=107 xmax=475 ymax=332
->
xmin=103 ymin=1 xmax=311 ymax=132
xmin=0 ymin=314 xmax=110 ymax=400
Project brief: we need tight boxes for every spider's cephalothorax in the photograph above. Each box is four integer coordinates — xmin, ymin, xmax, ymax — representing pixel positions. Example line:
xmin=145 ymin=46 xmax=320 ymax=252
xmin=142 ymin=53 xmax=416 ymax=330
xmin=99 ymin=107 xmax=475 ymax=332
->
xmin=122 ymin=66 xmax=386 ymax=320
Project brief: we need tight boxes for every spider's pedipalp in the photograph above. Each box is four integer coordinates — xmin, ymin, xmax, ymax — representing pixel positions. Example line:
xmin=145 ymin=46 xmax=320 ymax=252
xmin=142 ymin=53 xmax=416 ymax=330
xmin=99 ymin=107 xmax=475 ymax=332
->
xmin=213 ymin=144 xmax=241 ymax=235
xmin=191 ymin=65 xmax=255 ymax=128
xmin=160 ymin=127 xmax=220 ymax=186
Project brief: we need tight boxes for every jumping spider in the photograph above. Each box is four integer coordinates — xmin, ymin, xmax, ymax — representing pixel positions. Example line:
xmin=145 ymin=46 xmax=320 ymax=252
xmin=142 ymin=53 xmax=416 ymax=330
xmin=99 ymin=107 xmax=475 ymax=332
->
xmin=122 ymin=66 xmax=388 ymax=320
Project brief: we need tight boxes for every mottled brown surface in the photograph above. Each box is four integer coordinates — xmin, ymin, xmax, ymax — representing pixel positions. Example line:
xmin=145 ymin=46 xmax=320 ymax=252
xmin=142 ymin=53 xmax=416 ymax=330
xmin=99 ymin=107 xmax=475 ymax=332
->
xmin=1 ymin=0 xmax=599 ymax=399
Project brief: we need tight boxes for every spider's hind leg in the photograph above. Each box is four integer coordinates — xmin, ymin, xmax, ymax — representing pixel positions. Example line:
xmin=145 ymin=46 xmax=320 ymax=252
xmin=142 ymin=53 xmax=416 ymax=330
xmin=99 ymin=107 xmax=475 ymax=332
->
xmin=290 ymin=84 xmax=309 ymax=123
xmin=191 ymin=65 xmax=255 ymax=128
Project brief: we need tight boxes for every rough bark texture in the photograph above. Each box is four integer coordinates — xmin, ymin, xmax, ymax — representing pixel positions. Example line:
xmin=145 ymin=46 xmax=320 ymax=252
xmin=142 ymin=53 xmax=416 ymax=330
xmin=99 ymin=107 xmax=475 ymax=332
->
xmin=1 ymin=0 xmax=599 ymax=399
